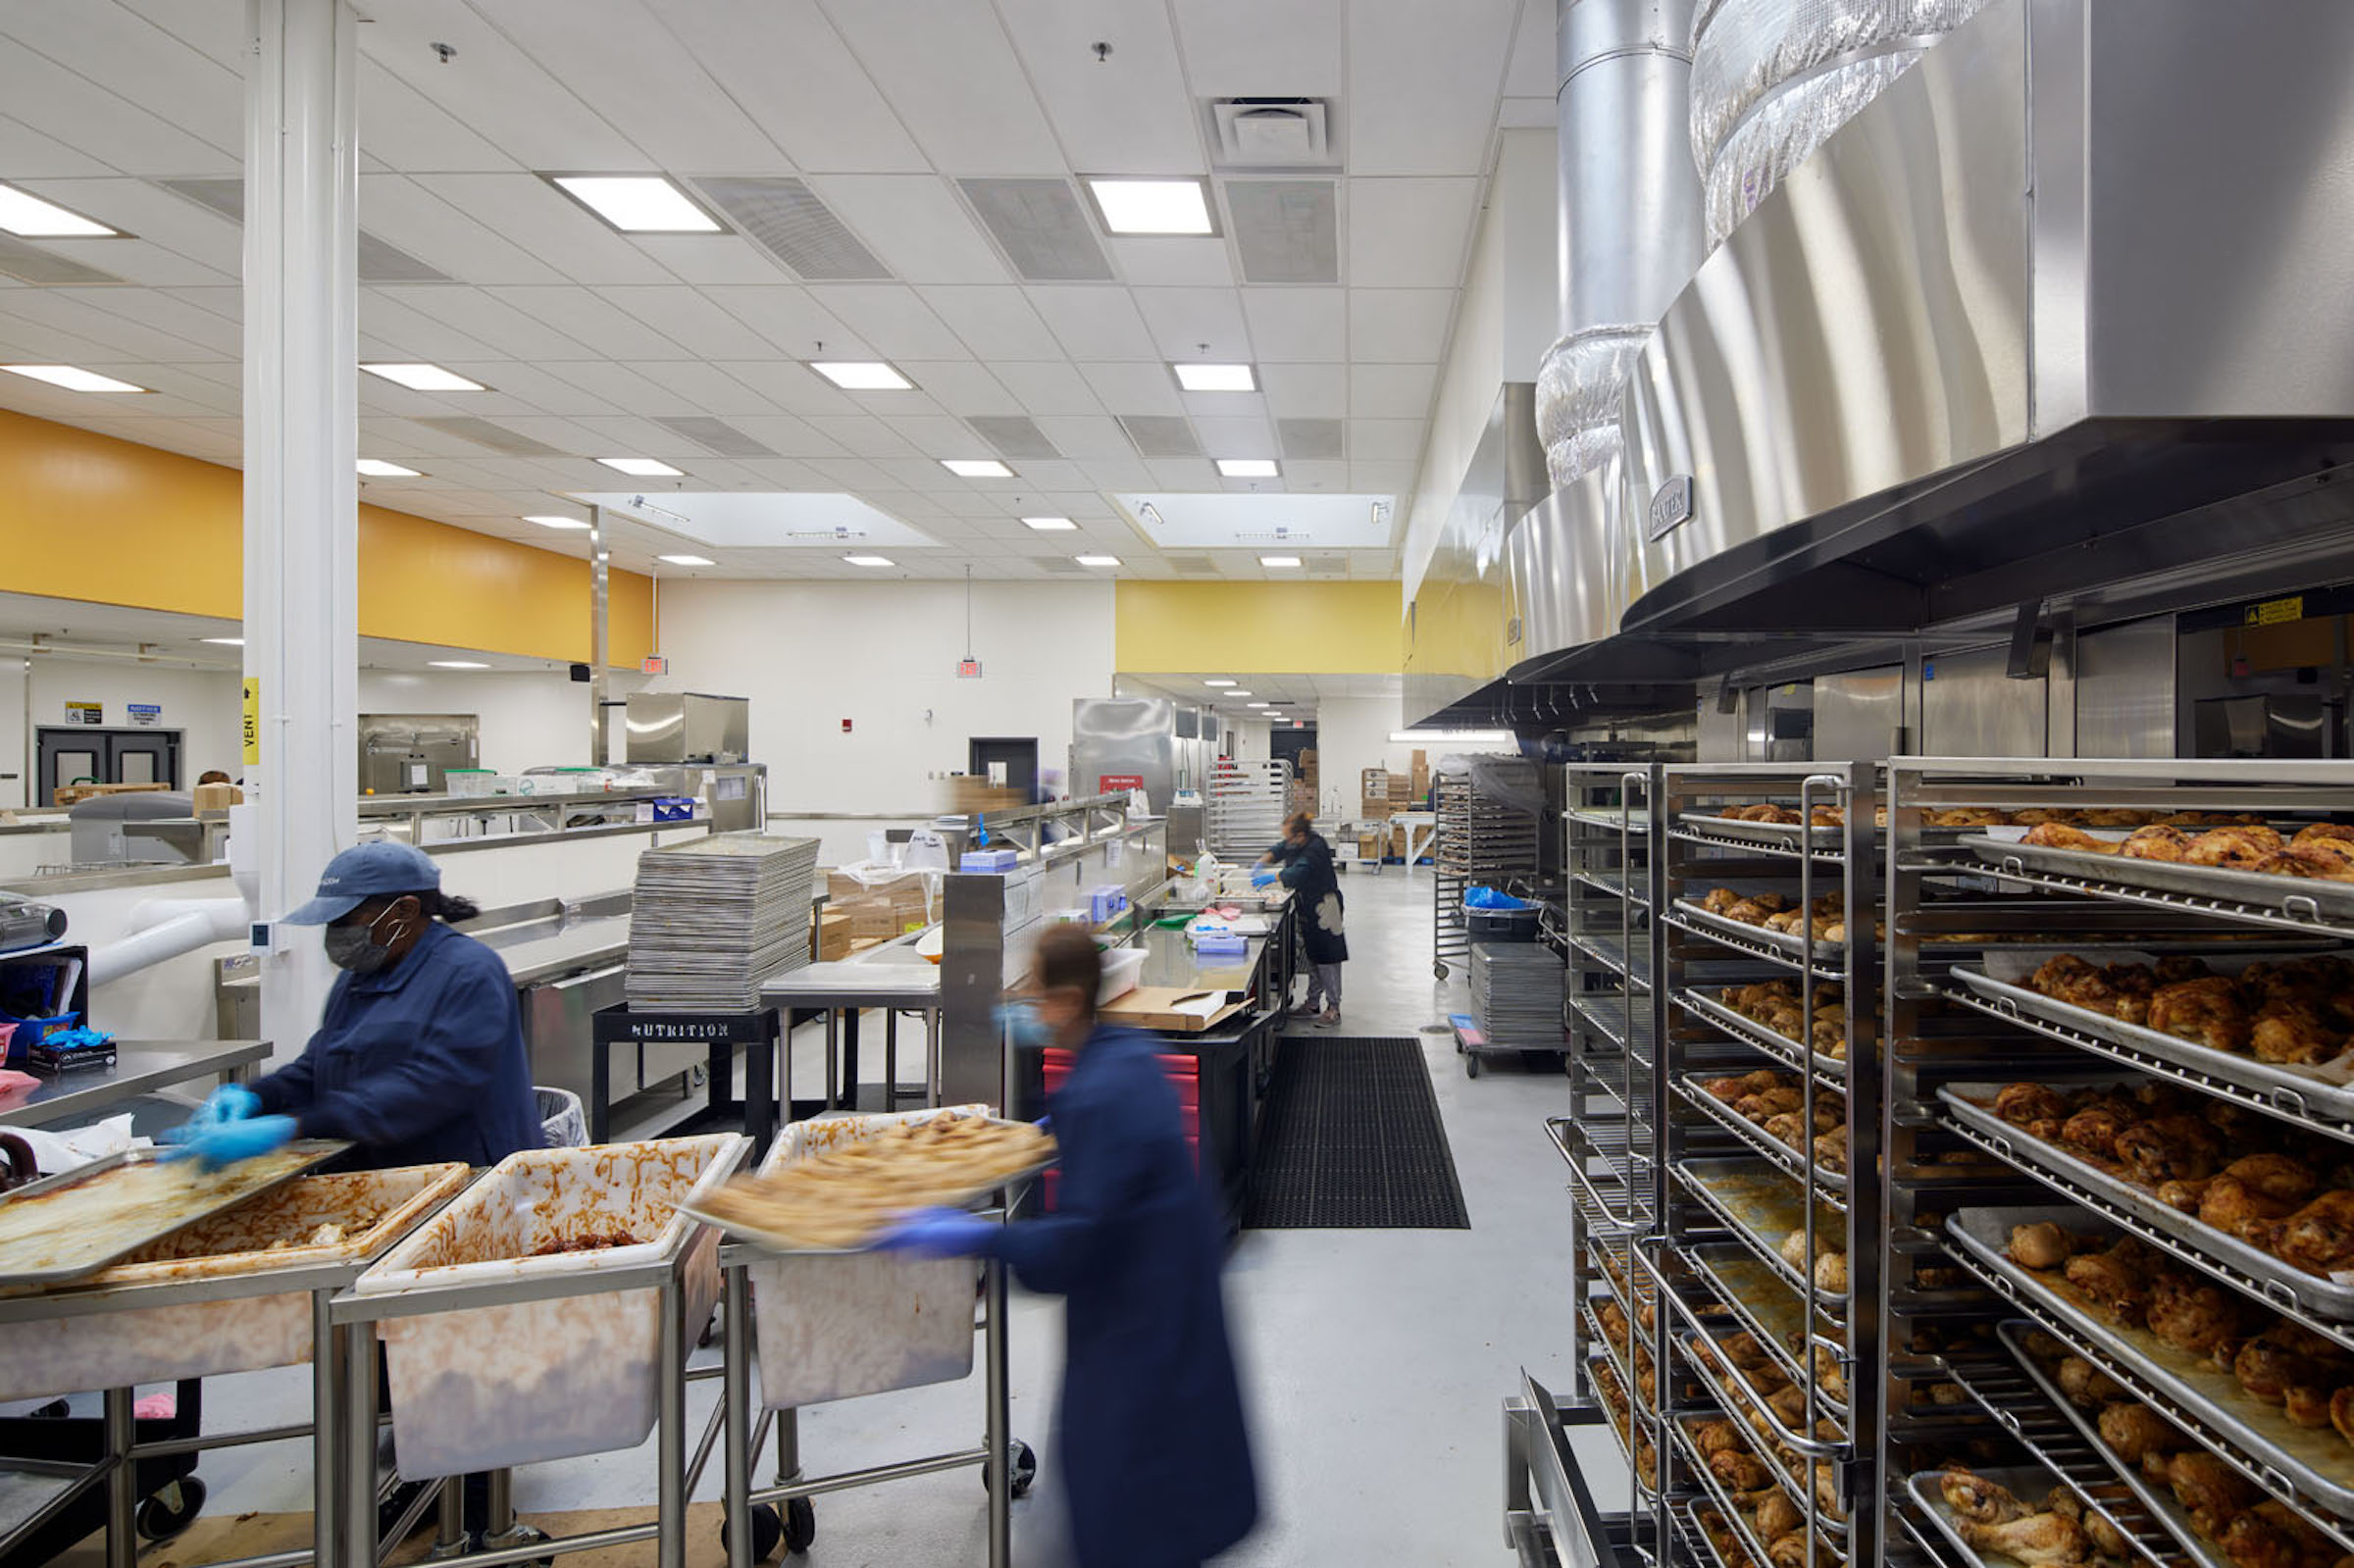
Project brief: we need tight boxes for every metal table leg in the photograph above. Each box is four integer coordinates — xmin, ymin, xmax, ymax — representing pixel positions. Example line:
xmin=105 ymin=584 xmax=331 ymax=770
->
xmin=312 ymin=1289 xmax=342 ymax=1568
xmin=885 ymin=1008 xmax=899 ymax=1108
xmin=843 ymin=1007 xmax=861 ymax=1107
xmin=984 ymin=1255 xmax=1010 ymax=1568
xmin=724 ymin=1264 xmax=753 ymax=1568
xmin=658 ymin=1277 xmax=687 ymax=1568
xmin=824 ymin=1010 xmax=839 ymax=1111
xmin=102 ymin=1388 xmax=134 ymax=1568
xmin=341 ymin=1324 xmax=380 ymax=1568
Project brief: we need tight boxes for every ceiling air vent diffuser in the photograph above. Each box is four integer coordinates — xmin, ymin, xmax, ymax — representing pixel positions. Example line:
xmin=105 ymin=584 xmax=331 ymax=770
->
xmin=1209 ymin=99 xmax=1336 ymax=166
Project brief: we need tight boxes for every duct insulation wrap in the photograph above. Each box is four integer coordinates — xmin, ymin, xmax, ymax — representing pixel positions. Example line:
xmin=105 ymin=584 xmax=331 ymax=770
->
xmin=1536 ymin=328 xmax=1649 ymax=488
xmin=1690 ymin=0 xmax=1987 ymax=247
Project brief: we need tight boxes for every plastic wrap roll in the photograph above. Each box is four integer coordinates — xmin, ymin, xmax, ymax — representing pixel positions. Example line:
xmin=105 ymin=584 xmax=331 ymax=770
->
xmin=1690 ymin=0 xmax=1987 ymax=178
xmin=1701 ymin=49 xmax=1921 ymax=246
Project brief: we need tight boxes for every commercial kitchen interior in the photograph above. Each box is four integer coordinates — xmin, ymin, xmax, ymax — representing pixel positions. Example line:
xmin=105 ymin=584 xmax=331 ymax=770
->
xmin=6 ymin=0 xmax=2354 ymax=1565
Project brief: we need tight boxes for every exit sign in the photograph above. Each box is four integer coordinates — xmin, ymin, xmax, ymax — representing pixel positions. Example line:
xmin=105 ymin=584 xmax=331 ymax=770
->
xmin=956 ymin=658 xmax=983 ymax=679
xmin=640 ymin=655 xmax=668 ymax=675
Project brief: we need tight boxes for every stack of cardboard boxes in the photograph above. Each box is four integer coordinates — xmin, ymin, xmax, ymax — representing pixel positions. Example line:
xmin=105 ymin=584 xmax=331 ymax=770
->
xmin=1359 ymin=768 xmax=1391 ymax=861
xmin=1288 ymin=749 xmax=1317 ymax=820
xmin=823 ymin=867 xmax=933 ymax=956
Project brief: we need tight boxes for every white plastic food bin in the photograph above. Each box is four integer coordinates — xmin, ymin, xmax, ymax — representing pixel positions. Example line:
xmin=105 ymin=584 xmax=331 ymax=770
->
xmin=749 ymin=1108 xmax=985 ymax=1410
xmin=0 ymin=1163 xmax=469 ymax=1402
xmin=355 ymin=1134 xmax=745 ymax=1478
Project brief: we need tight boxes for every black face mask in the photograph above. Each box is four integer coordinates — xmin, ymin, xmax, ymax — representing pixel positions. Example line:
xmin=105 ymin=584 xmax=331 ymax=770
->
xmin=325 ymin=901 xmax=408 ymax=973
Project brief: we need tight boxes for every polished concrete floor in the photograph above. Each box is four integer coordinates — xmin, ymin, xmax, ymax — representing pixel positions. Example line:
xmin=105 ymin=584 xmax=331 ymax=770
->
xmin=139 ymin=869 xmax=1622 ymax=1565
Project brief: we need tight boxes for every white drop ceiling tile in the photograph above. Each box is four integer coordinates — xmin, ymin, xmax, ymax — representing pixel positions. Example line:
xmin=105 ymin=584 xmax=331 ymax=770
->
xmin=22 ymin=179 xmax=245 ymax=274
xmin=1499 ymin=98 xmax=1558 ymax=130
xmin=596 ymin=286 xmax=775 ymax=361
xmin=1179 ymin=390 xmax=1267 ymax=422
xmin=355 ymin=58 xmax=521 ymax=174
xmin=828 ymin=456 xmax=933 ymax=491
xmin=1347 ymin=418 xmax=1426 ymax=460
xmin=874 ymin=490 xmax=949 ymax=520
xmin=807 ymin=176 xmax=1011 ymax=285
xmin=368 ymin=286 xmax=596 ymax=361
xmin=882 ymin=414 xmax=987 ymax=456
xmin=998 ymin=0 xmax=1201 ymax=174
xmin=1 ymin=5 xmax=242 ymax=164
xmin=998 ymin=459 xmax=1088 ymax=491
xmin=1131 ymin=286 xmax=1251 ymax=362
xmin=803 ymin=285 xmax=966 ymax=360
xmin=621 ymin=360 xmax=787 ymax=417
xmin=1280 ymin=459 xmax=1352 ymax=491
xmin=1348 ymin=0 xmax=1519 ymax=176
xmin=0 ymin=291 xmax=213 ymax=363
xmin=1349 ymin=362 xmax=1438 ymax=419
xmin=1502 ymin=0 xmax=1557 ymax=102
xmin=1349 ymin=287 xmax=1456 ymax=361
xmin=1349 ymin=550 xmax=1397 ymax=575
xmin=24 ymin=237 xmax=231 ymax=289
xmin=658 ymin=3 xmax=928 ymax=175
xmin=802 ymin=419 xmax=920 ymax=459
xmin=727 ymin=456 xmax=839 ymax=487
xmin=452 ymin=362 xmax=625 ymax=419
xmin=1104 ymin=239 xmax=1238 ymax=288
xmin=1350 ymin=459 xmax=1421 ymax=493
xmin=912 ymin=286 xmax=1063 ymax=361
xmin=708 ymin=360 xmax=863 ymax=418
xmin=472 ymin=415 xmax=614 ymax=455
xmin=821 ymin=2 xmax=1065 ymax=175
xmin=357 ymin=292 xmax=512 ymax=364
xmin=458 ymin=0 xmax=786 ymax=170
xmin=360 ymin=177 xmax=574 ymax=286
xmin=1256 ymin=362 xmax=1348 ymax=418
xmin=43 ymin=287 xmax=240 ymax=357
xmin=1348 ymin=179 xmax=1482 ymax=287
xmin=1191 ymin=416 xmax=1276 ymax=459
xmin=994 ymin=361 xmax=1105 ymax=417
xmin=407 ymin=176 xmax=671 ymax=286
xmin=484 ymin=287 xmax=694 ymax=360
xmin=1241 ymin=287 xmax=1345 ymax=361
xmin=1029 ymin=415 xmax=1133 ymax=461
xmin=698 ymin=287 xmax=868 ymax=361
xmin=721 ymin=419 xmax=849 ymax=460
xmin=896 ymin=361 xmax=1021 ymax=417
xmin=1025 ymin=287 xmax=1158 ymax=360
xmin=627 ymin=236 xmax=791 ymax=287
xmin=1074 ymin=361 xmax=1181 ymax=415
xmin=0 ymin=114 xmax=118 ymax=179
xmin=1170 ymin=0 xmax=1345 ymax=98
xmin=354 ymin=2 xmax=648 ymax=172
xmin=1147 ymin=457 xmax=1220 ymax=489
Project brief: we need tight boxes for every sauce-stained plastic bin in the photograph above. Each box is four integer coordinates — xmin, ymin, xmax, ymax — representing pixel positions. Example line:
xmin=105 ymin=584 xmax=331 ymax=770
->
xmin=356 ymin=1135 xmax=746 ymax=1479
xmin=749 ymin=1109 xmax=987 ymax=1410
xmin=0 ymin=1163 xmax=469 ymax=1402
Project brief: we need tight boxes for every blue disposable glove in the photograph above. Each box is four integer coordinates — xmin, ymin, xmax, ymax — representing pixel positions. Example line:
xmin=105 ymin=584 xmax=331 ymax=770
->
xmin=191 ymin=1084 xmax=260 ymax=1130
xmin=873 ymin=1207 xmax=995 ymax=1259
xmin=1251 ymin=868 xmax=1278 ymax=888
xmin=160 ymin=1114 xmax=297 ymax=1172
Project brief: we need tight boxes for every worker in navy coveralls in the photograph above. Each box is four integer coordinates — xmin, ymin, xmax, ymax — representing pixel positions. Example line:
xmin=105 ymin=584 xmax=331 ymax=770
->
xmin=881 ymin=924 xmax=1259 ymax=1568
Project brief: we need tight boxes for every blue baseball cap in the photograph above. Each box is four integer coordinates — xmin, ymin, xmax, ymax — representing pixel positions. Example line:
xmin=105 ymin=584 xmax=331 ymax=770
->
xmin=284 ymin=840 xmax=441 ymax=926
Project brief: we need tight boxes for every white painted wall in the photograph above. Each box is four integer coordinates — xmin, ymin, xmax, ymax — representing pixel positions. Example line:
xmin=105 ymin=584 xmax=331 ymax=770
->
xmin=18 ymin=659 xmax=244 ymax=794
xmin=1313 ymin=694 xmax=1416 ymax=822
xmin=1232 ymin=720 xmax=1271 ymax=762
xmin=652 ymin=580 xmax=1116 ymax=815
xmin=355 ymin=668 xmax=652 ymax=776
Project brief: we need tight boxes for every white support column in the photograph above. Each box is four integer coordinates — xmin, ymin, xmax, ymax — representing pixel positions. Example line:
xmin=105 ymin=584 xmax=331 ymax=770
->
xmin=243 ymin=0 xmax=359 ymax=1053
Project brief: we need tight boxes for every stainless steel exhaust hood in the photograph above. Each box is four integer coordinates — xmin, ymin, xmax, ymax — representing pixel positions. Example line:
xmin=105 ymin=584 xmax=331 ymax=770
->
xmin=1611 ymin=0 xmax=2354 ymax=646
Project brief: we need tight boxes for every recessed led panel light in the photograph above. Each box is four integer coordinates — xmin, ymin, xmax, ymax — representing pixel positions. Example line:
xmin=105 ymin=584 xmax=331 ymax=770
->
xmin=0 ymin=184 xmax=118 ymax=237
xmin=548 ymin=175 xmax=720 ymax=233
xmin=1 ymin=364 xmax=147 ymax=393
xmin=200 ymin=636 xmax=244 ymax=646
xmin=940 ymin=458 xmax=1013 ymax=479
xmin=1246 ymin=701 xmax=1271 ymax=708
xmin=844 ymin=554 xmax=895 ymax=567
xmin=657 ymin=554 xmax=714 ymax=567
xmin=1215 ymin=458 xmax=1278 ymax=479
xmin=1021 ymin=516 xmax=1077 ymax=531
xmin=1074 ymin=554 xmax=1121 ymax=567
xmin=598 ymin=457 xmax=684 ymax=477
xmin=1203 ymin=679 xmax=1237 ymax=686
xmin=1084 ymin=177 xmax=1214 ymax=235
xmin=1259 ymin=555 xmax=1302 ymax=568
xmin=1173 ymin=363 xmax=1255 ymax=392
xmin=362 ymin=362 xmax=486 ymax=392
xmin=524 ymin=514 xmax=589 ymax=531
xmin=810 ymin=361 xmax=912 ymax=391
xmin=356 ymin=458 xmax=421 ymax=477
xmin=429 ymin=660 xmax=490 ymax=670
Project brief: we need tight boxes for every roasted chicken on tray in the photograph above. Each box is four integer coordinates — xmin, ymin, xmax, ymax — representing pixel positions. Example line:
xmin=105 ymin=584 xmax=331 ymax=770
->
xmin=2021 ymin=952 xmax=2354 ymax=1069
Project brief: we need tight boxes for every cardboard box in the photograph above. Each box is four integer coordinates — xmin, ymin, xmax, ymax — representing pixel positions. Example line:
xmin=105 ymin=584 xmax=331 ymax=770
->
xmin=1099 ymin=985 xmax=1245 ymax=1034
xmin=1391 ymin=823 xmax=1410 ymax=858
xmin=1357 ymin=833 xmax=1384 ymax=860
xmin=816 ymin=909 xmax=851 ymax=961
xmin=1361 ymin=768 xmax=1388 ymax=793
xmin=192 ymin=783 xmax=243 ymax=812
xmin=1361 ymin=796 xmax=1392 ymax=820
xmin=50 ymin=782 xmax=168 ymax=808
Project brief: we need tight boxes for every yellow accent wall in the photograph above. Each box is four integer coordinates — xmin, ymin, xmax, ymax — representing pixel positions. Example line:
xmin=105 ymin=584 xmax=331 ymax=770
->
xmin=0 ymin=408 xmax=651 ymax=666
xmin=1114 ymin=581 xmax=1405 ymax=673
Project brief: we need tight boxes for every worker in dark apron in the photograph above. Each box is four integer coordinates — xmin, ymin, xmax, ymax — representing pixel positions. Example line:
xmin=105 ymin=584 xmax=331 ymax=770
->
xmin=1254 ymin=811 xmax=1349 ymax=1028
xmin=879 ymin=927 xmax=1258 ymax=1568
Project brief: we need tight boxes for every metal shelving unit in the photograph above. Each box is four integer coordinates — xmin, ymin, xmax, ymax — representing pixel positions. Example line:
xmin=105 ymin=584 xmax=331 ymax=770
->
xmin=1205 ymin=758 xmax=1289 ymax=859
xmin=1433 ymin=758 xmax=1542 ymax=981
xmin=1888 ymin=757 xmax=2354 ymax=1568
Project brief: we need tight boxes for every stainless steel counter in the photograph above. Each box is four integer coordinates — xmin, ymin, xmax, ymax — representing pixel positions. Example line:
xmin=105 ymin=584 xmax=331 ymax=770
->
xmin=476 ymin=912 xmax=633 ymax=987
xmin=1134 ymin=924 xmax=1266 ymax=992
xmin=0 ymin=1039 xmax=269 ymax=1128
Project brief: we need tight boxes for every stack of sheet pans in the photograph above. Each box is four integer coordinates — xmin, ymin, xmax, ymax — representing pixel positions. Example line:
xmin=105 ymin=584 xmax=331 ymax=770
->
xmin=626 ymin=833 xmax=821 ymax=1012
xmin=1471 ymin=941 xmax=1565 ymax=1047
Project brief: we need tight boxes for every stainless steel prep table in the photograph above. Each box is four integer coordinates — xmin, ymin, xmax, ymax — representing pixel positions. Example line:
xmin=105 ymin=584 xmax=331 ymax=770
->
xmin=0 ymin=1039 xmax=267 ymax=1129
xmin=759 ymin=948 xmax=941 ymax=1115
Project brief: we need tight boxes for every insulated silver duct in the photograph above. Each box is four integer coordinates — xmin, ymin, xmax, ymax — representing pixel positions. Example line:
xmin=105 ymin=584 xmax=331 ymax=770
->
xmin=1690 ymin=0 xmax=1987 ymax=248
xmin=1534 ymin=0 xmax=1707 ymax=490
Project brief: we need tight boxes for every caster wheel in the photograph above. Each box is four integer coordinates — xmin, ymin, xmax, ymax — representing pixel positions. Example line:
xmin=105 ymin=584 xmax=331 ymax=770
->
xmin=983 ymin=1440 xmax=1039 ymax=1499
xmin=1464 ymin=1054 xmax=1482 ymax=1079
xmin=483 ymin=1522 xmax=553 ymax=1568
xmin=136 ymin=1477 xmax=206 ymax=1543
xmin=1433 ymin=961 xmax=1450 ymax=981
xmin=784 ymin=1496 xmax=816 ymax=1553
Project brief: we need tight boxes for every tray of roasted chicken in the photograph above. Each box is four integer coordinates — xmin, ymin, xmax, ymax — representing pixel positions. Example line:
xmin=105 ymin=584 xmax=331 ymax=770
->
xmin=1962 ymin=821 xmax=2354 ymax=920
xmin=1672 ymin=888 xmax=1853 ymax=959
xmin=1675 ymin=1157 xmax=1850 ymax=1310
xmin=1949 ymin=948 xmax=2354 ymax=1114
xmin=1680 ymin=980 xmax=1867 ymax=1077
xmin=1941 ymin=1077 xmax=2354 ymax=1319
xmin=1907 ymin=1464 xmax=2141 ymax=1568
xmin=1944 ymin=1204 xmax=2354 ymax=1517
xmin=0 ymin=1142 xmax=350 ymax=1287
xmin=1677 ymin=1412 xmax=1847 ymax=1567
xmin=1680 ymin=1068 xmax=1850 ymax=1195
xmin=1678 ymin=802 xmax=2047 ymax=852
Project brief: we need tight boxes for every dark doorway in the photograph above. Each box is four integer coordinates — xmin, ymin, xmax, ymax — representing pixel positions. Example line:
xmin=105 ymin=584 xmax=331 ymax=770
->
xmin=1269 ymin=727 xmax=1318 ymax=772
xmin=968 ymin=736 xmax=1040 ymax=803
xmin=37 ymin=727 xmax=183 ymax=805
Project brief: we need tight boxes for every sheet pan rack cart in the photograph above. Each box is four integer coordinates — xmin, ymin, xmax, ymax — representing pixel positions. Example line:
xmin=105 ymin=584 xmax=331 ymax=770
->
xmin=1886 ymin=756 xmax=2354 ymax=1568
xmin=1205 ymin=758 xmax=1289 ymax=859
xmin=1433 ymin=758 xmax=1543 ymax=982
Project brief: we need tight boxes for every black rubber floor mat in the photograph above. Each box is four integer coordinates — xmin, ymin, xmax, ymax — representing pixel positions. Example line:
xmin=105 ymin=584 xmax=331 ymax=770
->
xmin=1244 ymin=1037 xmax=1471 ymax=1229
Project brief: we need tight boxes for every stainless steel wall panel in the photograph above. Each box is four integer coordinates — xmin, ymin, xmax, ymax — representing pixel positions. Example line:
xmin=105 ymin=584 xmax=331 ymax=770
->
xmin=1070 ymin=698 xmax=1176 ymax=811
xmin=1814 ymin=667 xmax=1906 ymax=763
xmin=1506 ymin=457 xmax=1626 ymax=669
xmin=2073 ymin=617 xmax=2175 ymax=759
xmin=1920 ymin=645 xmax=2044 ymax=757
